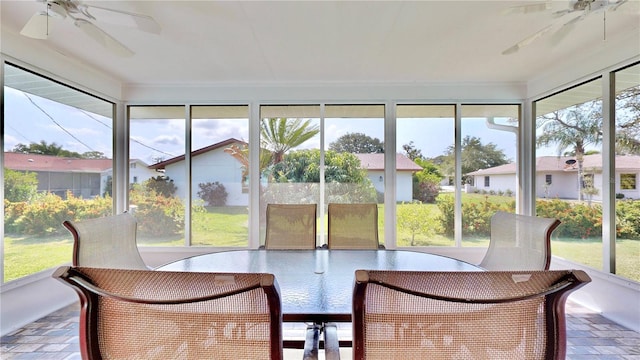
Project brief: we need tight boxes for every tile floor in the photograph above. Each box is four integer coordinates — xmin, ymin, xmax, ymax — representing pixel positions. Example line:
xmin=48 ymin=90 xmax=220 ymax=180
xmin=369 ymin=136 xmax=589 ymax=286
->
xmin=1 ymin=300 xmax=639 ymax=359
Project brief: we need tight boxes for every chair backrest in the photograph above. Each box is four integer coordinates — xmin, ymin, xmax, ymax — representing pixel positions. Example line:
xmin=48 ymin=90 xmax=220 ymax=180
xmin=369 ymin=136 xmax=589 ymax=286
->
xmin=265 ymin=204 xmax=317 ymax=249
xmin=53 ymin=266 xmax=283 ymax=360
xmin=352 ymin=269 xmax=591 ymax=360
xmin=479 ymin=211 xmax=561 ymax=271
xmin=327 ymin=203 xmax=380 ymax=249
xmin=63 ymin=213 xmax=148 ymax=270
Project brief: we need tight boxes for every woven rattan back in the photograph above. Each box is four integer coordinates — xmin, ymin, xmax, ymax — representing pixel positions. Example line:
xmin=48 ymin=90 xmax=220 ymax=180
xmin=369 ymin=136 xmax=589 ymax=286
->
xmin=63 ymin=213 xmax=148 ymax=270
xmin=327 ymin=203 xmax=380 ymax=249
xmin=352 ymin=269 xmax=590 ymax=360
xmin=265 ymin=204 xmax=317 ymax=249
xmin=53 ymin=266 xmax=283 ymax=360
xmin=479 ymin=211 xmax=561 ymax=270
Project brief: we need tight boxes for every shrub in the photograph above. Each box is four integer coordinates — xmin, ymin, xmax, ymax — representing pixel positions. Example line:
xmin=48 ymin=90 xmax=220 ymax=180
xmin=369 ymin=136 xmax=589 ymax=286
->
xmin=129 ymin=184 xmax=185 ymax=237
xmin=197 ymin=181 xmax=228 ymax=206
xmin=144 ymin=176 xmax=177 ymax=197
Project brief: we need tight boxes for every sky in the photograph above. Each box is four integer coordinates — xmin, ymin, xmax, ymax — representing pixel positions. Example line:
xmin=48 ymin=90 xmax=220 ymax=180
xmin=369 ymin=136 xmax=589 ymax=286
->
xmin=5 ymin=86 xmax=548 ymax=165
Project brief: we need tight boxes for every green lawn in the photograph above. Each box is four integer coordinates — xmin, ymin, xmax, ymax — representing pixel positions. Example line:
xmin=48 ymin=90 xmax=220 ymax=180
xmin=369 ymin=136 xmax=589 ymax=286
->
xmin=4 ymin=203 xmax=639 ymax=283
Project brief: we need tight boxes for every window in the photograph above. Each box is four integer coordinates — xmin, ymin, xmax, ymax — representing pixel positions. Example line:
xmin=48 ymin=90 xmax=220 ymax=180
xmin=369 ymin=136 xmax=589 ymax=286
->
xmin=546 ymin=174 xmax=552 ymax=185
xmin=191 ymin=105 xmax=249 ymax=246
xmin=614 ymin=62 xmax=640 ymax=282
xmin=620 ymin=174 xmax=636 ymax=190
xmin=535 ymin=77 xmax=603 ymax=271
xmin=129 ymin=106 xmax=186 ymax=246
xmin=484 ymin=176 xmax=490 ymax=187
xmin=3 ymin=63 xmax=114 ymax=283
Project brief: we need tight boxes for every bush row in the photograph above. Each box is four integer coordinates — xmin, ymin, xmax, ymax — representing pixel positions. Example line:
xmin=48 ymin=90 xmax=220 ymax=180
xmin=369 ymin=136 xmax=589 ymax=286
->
xmin=436 ymin=195 xmax=640 ymax=240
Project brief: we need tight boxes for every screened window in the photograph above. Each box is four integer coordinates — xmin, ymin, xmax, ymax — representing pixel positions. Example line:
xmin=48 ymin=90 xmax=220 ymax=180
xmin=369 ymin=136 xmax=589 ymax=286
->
xmin=3 ymin=63 xmax=114 ymax=283
xmin=620 ymin=174 xmax=636 ymax=190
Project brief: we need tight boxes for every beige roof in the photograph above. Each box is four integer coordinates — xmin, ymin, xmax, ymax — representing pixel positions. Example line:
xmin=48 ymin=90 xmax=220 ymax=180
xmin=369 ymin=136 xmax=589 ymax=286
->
xmin=4 ymin=152 xmax=112 ymax=173
xmin=468 ymin=155 xmax=640 ymax=176
xmin=354 ymin=154 xmax=422 ymax=172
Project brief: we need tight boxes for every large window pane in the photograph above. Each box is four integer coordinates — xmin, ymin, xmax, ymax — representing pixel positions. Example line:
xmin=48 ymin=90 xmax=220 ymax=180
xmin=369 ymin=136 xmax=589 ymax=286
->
xmin=3 ymin=63 xmax=113 ymax=282
xmin=396 ymin=105 xmax=454 ymax=246
xmin=325 ymin=104 xmax=384 ymax=246
xmin=535 ymin=78 xmax=603 ymax=270
xmin=191 ymin=106 xmax=249 ymax=246
xmin=259 ymin=105 xmax=321 ymax=246
xmin=614 ymin=63 xmax=640 ymax=282
xmin=461 ymin=105 xmax=519 ymax=247
xmin=129 ymin=106 xmax=186 ymax=246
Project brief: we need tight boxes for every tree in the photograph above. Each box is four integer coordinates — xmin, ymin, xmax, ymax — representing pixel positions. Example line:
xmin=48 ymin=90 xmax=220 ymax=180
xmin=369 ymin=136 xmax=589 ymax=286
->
xmin=4 ymin=168 xmax=38 ymax=202
xmin=412 ymin=158 xmax=443 ymax=203
xmin=12 ymin=140 xmax=83 ymax=158
xmin=439 ymin=136 xmax=509 ymax=184
xmin=329 ymin=132 xmax=384 ymax=153
xmin=144 ymin=176 xmax=177 ymax=197
xmin=197 ymin=181 xmax=228 ymax=206
xmin=397 ymin=201 xmax=440 ymax=246
xmin=81 ymin=151 xmax=107 ymax=159
xmin=537 ymin=100 xmax=603 ymax=201
xmin=260 ymin=118 xmax=320 ymax=164
xmin=615 ymin=86 xmax=640 ymax=155
xmin=267 ymin=149 xmax=377 ymax=203
xmin=402 ymin=141 xmax=423 ymax=160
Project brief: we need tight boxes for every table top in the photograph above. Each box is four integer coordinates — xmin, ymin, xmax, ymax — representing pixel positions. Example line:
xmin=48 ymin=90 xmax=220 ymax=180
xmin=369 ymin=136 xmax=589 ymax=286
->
xmin=158 ymin=249 xmax=480 ymax=322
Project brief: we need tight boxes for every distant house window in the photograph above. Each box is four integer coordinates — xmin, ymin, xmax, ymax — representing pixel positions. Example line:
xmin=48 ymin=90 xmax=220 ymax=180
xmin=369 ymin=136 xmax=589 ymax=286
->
xmin=133 ymin=176 xmax=138 ymax=184
xmin=620 ymin=174 xmax=637 ymax=190
xmin=582 ymin=173 xmax=594 ymax=188
xmin=484 ymin=176 xmax=490 ymax=187
xmin=130 ymin=163 xmax=136 ymax=169
xmin=545 ymin=174 xmax=552 ymax=185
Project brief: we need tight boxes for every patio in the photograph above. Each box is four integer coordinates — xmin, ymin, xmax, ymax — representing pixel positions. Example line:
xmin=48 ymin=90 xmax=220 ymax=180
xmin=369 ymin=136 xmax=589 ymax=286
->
xmin=1 ymin=300 xmax=638 ymax=360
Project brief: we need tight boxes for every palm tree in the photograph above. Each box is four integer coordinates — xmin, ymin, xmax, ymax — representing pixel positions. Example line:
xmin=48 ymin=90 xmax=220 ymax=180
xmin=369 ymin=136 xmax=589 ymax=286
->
xmin=536 ymin=100 xmax=602 ymax=201
xmin=260 ymin=118 xmax=319 ymax=165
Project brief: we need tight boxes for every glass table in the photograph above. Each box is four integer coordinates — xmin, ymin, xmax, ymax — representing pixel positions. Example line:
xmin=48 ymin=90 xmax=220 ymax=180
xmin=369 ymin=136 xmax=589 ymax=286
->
xmin=159 ymin=249 xmax=480 ymax=323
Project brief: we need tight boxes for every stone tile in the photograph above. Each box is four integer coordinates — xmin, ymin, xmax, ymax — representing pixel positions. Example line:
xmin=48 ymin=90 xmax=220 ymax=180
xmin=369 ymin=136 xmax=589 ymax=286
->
xmin=2 ymin=300 xmax=639 ymax=358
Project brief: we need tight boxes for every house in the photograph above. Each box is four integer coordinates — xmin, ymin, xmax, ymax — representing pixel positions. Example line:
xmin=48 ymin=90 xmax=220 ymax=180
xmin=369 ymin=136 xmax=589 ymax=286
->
xmin=148 ymin=138 xmax=248 ymax=206
xmin=355 ymin=153 xmax=422 ymax=202
xmin=4 ymin=152 xmax=156 ymax=198
xmin=467 ymin=155 xmax=640 ymax=200
xmin=148 ymin=140 xmax=423 ymax=204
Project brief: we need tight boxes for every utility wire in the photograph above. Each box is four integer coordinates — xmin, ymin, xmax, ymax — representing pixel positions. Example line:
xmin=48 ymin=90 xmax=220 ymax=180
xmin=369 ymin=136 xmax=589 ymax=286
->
xmin=23 ymin=92 xmax=96 ymax=153
xmin=79 ymin=109 xmax=176 ymax=157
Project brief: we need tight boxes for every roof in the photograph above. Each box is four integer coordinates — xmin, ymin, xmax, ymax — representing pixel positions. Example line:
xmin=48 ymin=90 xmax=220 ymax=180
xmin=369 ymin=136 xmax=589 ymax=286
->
xmin=148 ymin=138 xmax=245 ymax=169
xmin=4 ymin=152 xmax=113 ymax=173
xmin=467 ymin=155 xmax=640 ymax=176
xmin=355 ymin=153 xmax=422 ymax=172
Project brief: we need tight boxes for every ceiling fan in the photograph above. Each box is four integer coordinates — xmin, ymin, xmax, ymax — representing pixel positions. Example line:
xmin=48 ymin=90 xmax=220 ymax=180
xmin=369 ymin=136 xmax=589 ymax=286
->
xmin=501 ymin=0 xmax=630 ymax=55
xmin=20 ymin=0 xmax=161 ymax=57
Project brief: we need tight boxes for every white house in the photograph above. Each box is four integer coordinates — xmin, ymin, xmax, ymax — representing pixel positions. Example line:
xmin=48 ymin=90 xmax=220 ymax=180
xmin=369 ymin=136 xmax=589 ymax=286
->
xmin=150 ymin=141 xmax=423 ymax=205
xmin=148 ymin=138 xmax=249 ymax=206
xmin=354 ymin=153 xmax=423 ymax=202
xmin=467 ymin=155 xmax=640 ymax=200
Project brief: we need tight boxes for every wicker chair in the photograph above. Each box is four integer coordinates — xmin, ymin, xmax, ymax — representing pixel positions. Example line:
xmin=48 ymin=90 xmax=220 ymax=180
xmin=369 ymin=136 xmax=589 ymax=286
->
xmin=352 ymin=269 xmax=591 ymax=360
xmin=63 ymin=212 xmax=149 ymax=269
xmin=264 ymin=204 xmax=317 ymax=249
xmin=327 ymin=203 xmax=382 ymax=249
xmin=53 ymin=266 xmax=283 ymax=360
xmin=479 ymin=211 xmax=561 ymax=270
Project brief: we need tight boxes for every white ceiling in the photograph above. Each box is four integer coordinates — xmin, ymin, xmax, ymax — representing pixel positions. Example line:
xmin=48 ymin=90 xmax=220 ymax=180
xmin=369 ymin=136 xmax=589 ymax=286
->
xmin=1 ymin=0 xmax=640 ymax=88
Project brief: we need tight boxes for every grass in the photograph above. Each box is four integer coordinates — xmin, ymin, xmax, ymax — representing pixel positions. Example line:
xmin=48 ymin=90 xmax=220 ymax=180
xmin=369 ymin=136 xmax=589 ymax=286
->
xmin=4 ymin=202 xmax=639 ymax=283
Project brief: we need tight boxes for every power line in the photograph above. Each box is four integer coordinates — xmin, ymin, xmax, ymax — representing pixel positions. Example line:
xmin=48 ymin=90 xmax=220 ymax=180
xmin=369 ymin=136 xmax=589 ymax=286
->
xmin=23 ymin=92 xmax=97 ymax=153
xmin=78 ymin=109 xmax=176 ymax=157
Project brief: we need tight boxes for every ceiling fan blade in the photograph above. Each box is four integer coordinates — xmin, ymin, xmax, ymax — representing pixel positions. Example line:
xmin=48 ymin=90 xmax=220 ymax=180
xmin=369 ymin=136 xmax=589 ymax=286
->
xmin=502 ymin=24 xmax=554 ymax=55
xmin=82 ymin=4 xmax=161 ymax=34
xmin=74 ymin=19 xmax=134 ymax=57
xmin=501 ymin=1 xmax=552 ymax=15
xmin=549 ymin=14 xmax=585 ymax=46
xmin=20 ymin=2 xmax=66 ymax=40
xmin=20 ymin=12 xmax=53 ymax=39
